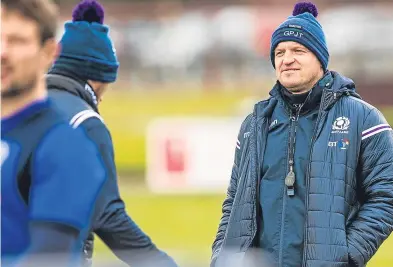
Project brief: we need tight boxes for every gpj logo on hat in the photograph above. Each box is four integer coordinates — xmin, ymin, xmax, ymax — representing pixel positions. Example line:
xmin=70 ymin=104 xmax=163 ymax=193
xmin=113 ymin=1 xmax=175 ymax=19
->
xmin=283 ymin=29 xmax=304 ymax=38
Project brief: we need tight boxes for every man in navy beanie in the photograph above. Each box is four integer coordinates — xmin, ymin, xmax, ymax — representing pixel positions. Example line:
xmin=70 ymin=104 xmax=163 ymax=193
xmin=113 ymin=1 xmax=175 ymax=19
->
xmin=46 ymin=1 xmax=178 ymax=267
xmin=211 ymin=2 xmax=393 ymax=267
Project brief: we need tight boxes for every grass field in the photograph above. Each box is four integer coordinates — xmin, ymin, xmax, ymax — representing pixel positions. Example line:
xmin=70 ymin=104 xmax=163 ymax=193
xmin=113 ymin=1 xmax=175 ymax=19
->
xmin=95 ymin=90 xmax=393 ymax=267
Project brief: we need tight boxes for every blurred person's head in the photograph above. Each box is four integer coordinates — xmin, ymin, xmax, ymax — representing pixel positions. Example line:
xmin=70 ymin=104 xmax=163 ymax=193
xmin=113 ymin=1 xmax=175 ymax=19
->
xmin=1 ymin=0 xmax=58 ymax=100
xmin=270 ymin=2 xmax=328 ymax=94
xmin=49 ymin=0 xmax=119 ymax=103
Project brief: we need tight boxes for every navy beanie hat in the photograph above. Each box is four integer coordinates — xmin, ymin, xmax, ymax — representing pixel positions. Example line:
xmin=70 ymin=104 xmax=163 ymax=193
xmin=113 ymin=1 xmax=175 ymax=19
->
xmin=270 ymin=2 xmax=329 ymax=71
xmin=51 ymin=0 xmax=119 ymax=83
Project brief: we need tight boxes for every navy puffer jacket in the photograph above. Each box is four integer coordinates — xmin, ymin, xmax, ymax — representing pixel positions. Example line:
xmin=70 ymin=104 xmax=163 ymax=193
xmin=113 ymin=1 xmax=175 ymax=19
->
xmin=211 ymin=71 xmax=393 ymax=267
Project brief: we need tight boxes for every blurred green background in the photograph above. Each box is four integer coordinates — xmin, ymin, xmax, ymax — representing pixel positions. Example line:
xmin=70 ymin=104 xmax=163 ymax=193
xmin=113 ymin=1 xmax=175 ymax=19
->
xmin=100 ymin=87 xmax=260 ymax=175
xmin=93 ymin=90 xmax=393 ymax=266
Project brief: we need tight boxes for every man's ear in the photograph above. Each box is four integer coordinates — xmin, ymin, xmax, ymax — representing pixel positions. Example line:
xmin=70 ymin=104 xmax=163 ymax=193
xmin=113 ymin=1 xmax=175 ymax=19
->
xmin=88 ymin=80 xmax=109 ymax=103
xmin=55 ymin=42 xmax=61 ymax=60
xmin=41 ymin=39 xmax=60 ymax=70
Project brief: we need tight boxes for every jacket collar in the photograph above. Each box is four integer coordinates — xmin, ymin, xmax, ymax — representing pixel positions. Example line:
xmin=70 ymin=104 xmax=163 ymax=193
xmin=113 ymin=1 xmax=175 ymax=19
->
xmin=46 ymin=73 xmax=99 ymax=113
xmin=255 ymin=71 xmax=361 ymax=120
xmin=320 ymin=71 xmax=361 ymax=111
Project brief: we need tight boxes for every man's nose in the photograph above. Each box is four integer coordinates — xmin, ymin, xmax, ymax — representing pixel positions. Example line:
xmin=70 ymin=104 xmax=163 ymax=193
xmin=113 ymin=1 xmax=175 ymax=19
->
xmin=282 ymin=52 xmax=295 ymax=65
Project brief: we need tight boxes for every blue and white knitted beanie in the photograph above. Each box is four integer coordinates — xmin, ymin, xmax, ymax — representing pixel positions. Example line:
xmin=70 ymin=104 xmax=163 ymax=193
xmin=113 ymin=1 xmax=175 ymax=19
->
xmin=270 ymin=2 xmax=329 ymax=71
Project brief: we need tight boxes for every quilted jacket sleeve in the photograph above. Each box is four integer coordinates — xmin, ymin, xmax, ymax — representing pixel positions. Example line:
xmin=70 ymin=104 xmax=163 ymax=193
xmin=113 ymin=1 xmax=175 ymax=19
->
xmin=211 ymin=114 xmax=252 ymax=267
xmin=347 ymin=108 xmax=393 ymax=266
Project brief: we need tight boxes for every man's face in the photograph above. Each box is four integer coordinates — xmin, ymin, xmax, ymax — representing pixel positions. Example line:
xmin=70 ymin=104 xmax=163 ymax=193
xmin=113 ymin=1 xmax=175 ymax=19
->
xmin=274 ymin=41 xmax=323 ymax=94
xmin=1 ymin=7 xmax=56 ymax=98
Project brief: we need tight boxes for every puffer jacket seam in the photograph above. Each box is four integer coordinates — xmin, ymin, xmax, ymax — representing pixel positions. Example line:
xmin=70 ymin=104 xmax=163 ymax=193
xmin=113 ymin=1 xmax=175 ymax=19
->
xmin=362 ymin=108 xmax=375 ymax=126
xmin=308 ymin=242 xmax=348 ymax=246
xmin=349 ymin=232 xmax=370 ymax=261
xmin=348 ymin=239 xmax=365 ymax=266
xmin=362 ymin=161 xmax=393 ymax=173
xmin=309 ymin=161 xmax=356 ymax=171
xmin=307 ymin=260 xmax=348 ymax=263
xmin=361 ymin=148 xmax=392 ymax=160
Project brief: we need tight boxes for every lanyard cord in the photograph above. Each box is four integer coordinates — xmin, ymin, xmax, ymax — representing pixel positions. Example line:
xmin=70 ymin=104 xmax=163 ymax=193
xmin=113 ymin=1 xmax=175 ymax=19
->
xmin=285 ymin=89 xmax=314 ymax=196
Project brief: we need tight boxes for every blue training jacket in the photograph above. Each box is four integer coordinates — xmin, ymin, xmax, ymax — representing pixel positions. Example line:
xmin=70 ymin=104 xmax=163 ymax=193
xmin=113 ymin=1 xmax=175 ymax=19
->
xmin=47 ymin=72 xmax=178 ymax=267
xmin=1 ymin=98 xmax=106 ymax=266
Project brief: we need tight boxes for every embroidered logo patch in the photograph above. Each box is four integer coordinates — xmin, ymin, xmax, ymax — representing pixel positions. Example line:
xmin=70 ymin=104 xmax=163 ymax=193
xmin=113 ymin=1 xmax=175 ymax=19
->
xmin=332 ymin=116 xmax=350 ymax=134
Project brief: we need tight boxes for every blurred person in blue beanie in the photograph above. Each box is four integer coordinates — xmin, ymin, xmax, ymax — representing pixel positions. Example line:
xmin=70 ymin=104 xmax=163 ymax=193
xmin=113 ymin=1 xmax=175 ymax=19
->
xmin=46 ymin=1 xmax=178 ymax=267
xmin=49 ymin=0 xmax=118 ymax=100
xmin=211 ymin=2 xmax=393 ymax=267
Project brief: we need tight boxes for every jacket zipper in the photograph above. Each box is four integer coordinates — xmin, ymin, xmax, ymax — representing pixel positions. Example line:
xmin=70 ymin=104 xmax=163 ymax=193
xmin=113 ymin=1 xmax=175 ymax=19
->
xmin=302 ymin=90 xmax=328 ymax=267
xmin=278 ymin=107 xmax=301 ymax=266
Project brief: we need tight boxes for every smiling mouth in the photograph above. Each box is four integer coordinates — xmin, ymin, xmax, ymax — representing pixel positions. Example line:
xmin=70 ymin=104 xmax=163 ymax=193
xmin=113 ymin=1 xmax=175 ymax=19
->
xmin=282 ymin=69 xmax=299 ymax=72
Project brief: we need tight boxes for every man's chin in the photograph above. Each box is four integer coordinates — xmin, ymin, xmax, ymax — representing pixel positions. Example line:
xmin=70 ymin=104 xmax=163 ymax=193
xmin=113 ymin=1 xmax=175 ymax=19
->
xmin=282 ymin=82 xmax=310 ymax=94
xmin=1 ymin=87 xmax=24 ymax=98
xmin=1 ymin=84 xmax=34 ymax=99
xmin=281 ymin=80 xmax=301 ymax=90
